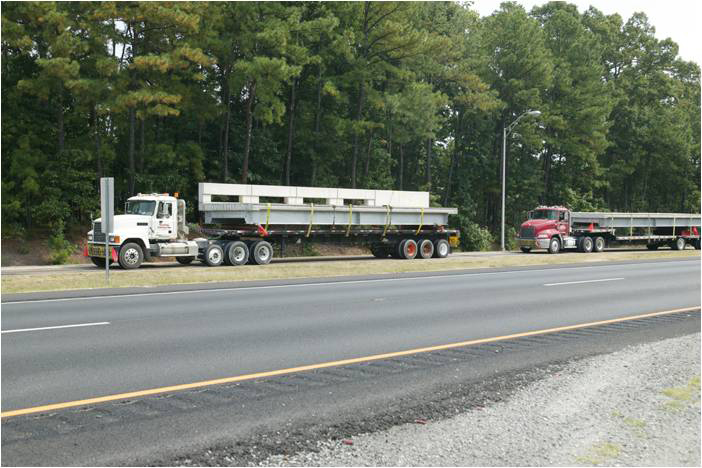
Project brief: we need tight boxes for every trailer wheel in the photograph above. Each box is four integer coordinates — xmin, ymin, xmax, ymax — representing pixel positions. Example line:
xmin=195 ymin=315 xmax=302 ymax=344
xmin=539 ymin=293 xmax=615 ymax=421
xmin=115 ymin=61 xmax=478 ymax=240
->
xmin=90 ymin=256 xmax=113 ymax=268
xmin=392 ymin=240 xmax=405 ymax=259
xmin=580 ymin=237 xmax=594 ymax=253
xmin=646 ymin=243 xmax=658 ymax=250
xmin=176 ymin=256 xmax=195 ymax=265
xmin=204 ymin=244 xmax=224 ymax=267
xmin=418 ymin=239 xmax=434 ymax=259
xmin=401 ymin=239 xmax=418 ymax=260
xmin=594 ymin=236 xmax=605 ymax=253
xmin=118 ymin=242 xmax=144 ymax=269
xmin=227 ymin=241 xmax=250 ymax=266
xmin=695 ymin=239 xmax=701 ymax=250
xmin=433 ymin=239 xmax=450 ymax=258
xmin=520 ymin=247 xmax=531 ymax=253
xmin=672 ymin=237 xmax=686 ymax=250
xmin=250 ymin=240 xmax=273 ymax=265
xmin=370 ymin=243 xmax=389 ymax=258
xmin=548 ymin=237 xmax=561 ymax=254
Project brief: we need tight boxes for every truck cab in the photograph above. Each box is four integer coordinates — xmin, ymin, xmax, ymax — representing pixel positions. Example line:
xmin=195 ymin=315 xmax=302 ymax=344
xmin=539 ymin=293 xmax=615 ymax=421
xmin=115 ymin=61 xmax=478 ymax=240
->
xmin=86 ymin=193 xmax=198 ymax=269
xmin=517 ymin=206 xmax=575 ymax=253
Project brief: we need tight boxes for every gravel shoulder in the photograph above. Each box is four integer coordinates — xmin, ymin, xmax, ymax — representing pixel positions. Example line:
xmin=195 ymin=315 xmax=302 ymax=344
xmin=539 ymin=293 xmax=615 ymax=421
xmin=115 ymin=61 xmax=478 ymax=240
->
xmin=261 ymin=333 xmax=701 ymax=467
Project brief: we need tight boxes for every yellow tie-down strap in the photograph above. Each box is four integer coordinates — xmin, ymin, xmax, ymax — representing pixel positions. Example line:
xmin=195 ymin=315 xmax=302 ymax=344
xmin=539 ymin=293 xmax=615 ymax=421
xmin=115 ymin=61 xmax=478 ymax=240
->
xmin=346 ymin=204 xmax=353 ymax=237
xmin=265 ymin=203 xmax=271 ymax=233
xmin=383 ymin=205 xmax=392 ymax=237
xmin=415 ymin=208 xmax=424 ymax=236
xmin=306 ymin=203 xmax=315 ymax=238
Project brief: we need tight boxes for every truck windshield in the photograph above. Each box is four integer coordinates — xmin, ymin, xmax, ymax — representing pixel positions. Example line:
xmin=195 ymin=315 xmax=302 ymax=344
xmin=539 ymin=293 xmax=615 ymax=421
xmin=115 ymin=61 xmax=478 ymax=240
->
xmin=531 ymin=210 xmax=559 ymax=220
xmin=125 ymin=200 xmax=156 ymax=215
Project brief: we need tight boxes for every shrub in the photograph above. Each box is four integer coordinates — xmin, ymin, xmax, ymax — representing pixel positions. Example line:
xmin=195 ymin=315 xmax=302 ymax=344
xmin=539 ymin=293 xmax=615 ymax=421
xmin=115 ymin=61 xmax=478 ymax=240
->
xmin=462 ymin=221 xmax=494 ymax=252
xmin=48 ymin=220 xmax=75 ymax=265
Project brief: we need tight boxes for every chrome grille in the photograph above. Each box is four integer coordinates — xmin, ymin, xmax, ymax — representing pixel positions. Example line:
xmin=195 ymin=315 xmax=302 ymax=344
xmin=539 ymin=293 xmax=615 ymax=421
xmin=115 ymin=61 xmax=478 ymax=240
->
xmin=520 ymin=226 xmax=535 ymax=238
xmin=93 ymin=222 xmax=106 ymax=242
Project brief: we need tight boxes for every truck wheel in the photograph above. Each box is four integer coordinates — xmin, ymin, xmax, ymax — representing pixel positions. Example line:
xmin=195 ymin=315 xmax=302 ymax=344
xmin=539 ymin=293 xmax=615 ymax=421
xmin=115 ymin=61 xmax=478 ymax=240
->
xmin=695 ymin=239 xmax=701 ymax=250
xmin=401 ymin=239 xmax=418 ymax=260
xmin=370 ymin=243 xmax=389 ymax=258
xmin=227 ymin=241 xmax=249 ymax=266
xmin=580 ymin=237 xmax=593 ymax=253
xmin=204 ymin=244 xmax=224 ymax=267
xmin=176 ymin=256 xmax=195 ymax=265
xmin=392 ymin=240 xmax=405 ymax=259
xmin=548 ymin=237 xmax=560 ymax=254
xmin=520 ymin=247 xmax=531 ymax=253
xmin=418 ymin=239 xmax=434 ymax=259
xmin=646 ymin=243 xmax=658 ymax=250
xmin=90 ymin=257 xmax=113 ymax=268
xmin=594 ymin=236 xmax=605 ymax=253
xmin=250 ymin=240 xmax=273 ymax=265
xmin=433 ymin=239 xmax=450 ymax=258
xmin=119 ymin=242 xmax=144 ymax=269
xmin=672 ymin=237 xmax=686 ymax=250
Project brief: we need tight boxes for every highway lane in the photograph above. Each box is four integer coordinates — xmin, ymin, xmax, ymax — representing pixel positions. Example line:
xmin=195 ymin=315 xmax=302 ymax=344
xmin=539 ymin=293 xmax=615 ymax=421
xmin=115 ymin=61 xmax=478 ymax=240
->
xmin=1 ymin=258 xmax=700 ymax=413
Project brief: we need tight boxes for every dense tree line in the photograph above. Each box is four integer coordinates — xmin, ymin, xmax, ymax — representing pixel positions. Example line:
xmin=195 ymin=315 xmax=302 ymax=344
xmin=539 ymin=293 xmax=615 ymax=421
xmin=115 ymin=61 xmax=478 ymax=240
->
xmin=2 ymin=1 xmax=699 ymax=243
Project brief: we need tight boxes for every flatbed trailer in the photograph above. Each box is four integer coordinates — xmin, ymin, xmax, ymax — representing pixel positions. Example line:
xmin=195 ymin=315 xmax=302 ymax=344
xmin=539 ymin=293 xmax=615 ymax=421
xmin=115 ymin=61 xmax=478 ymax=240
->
xmin=85 ymin=183 xmax=459 ymax=269
xmin=518 ymin=206 xmax=701 ymax=253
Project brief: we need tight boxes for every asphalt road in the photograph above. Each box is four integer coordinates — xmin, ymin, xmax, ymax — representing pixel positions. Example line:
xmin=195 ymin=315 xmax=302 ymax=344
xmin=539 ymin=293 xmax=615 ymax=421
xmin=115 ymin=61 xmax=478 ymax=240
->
xmin=1 ymin=258 xmax=700 ymax=466
xmin=2 ymin=259 xmax=699 ymax=412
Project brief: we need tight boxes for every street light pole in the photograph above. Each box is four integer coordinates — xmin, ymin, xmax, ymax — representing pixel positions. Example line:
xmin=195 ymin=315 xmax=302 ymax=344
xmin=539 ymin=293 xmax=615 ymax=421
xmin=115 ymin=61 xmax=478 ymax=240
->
xmin=501 ymin=110 xmax=541 ymax=251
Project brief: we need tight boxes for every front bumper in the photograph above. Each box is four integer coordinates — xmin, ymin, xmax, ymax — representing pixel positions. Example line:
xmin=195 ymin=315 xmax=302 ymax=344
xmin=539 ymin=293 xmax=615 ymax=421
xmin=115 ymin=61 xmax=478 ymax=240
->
xmin=517 ymin=238 xmax=550 ymax=249
xmin=86 ymin=241 xmax=120 ymax=257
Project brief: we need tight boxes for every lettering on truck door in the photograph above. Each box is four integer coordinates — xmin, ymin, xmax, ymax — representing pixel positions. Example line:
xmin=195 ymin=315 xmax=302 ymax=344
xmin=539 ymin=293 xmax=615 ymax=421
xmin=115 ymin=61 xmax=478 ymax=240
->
xmin=156 ymin=201 xmax=175 ymax=239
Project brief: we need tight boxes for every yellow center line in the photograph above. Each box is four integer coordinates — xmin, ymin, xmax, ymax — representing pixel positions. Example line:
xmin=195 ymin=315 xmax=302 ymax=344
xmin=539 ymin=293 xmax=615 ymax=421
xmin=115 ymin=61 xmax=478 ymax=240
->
xmin=1 ymin=306 xmax=699 ymax=419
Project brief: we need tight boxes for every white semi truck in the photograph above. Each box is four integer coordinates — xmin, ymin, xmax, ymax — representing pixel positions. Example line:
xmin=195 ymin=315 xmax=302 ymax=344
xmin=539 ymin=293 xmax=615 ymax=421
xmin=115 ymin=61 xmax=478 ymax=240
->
xmin=85 ymin=183 xmax=460 ymax=269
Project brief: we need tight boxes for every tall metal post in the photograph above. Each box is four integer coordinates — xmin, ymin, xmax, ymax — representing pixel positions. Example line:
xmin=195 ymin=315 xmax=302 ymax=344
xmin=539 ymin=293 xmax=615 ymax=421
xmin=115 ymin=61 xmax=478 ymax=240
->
xmin=100 ymin=177 xmax=114 ymax=286
xmin=501 ymin=126 xmax=507 ymax=251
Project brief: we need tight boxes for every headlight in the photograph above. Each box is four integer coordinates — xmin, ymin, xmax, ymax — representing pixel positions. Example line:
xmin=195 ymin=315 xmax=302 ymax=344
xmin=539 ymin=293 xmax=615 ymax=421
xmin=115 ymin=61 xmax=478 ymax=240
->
xmin=88 ymin=233 xmax=93 ymax=240
xmin=109 ymin=235 xmax=121 ymax=243
xmin=537 ymin=233 xmax=549 ymax=238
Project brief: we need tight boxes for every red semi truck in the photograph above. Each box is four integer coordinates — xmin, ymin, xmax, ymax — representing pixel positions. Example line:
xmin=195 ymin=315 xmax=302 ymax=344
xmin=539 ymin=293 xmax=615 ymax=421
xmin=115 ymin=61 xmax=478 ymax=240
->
xmin=517 ymin=206 xmax=701 ymax=254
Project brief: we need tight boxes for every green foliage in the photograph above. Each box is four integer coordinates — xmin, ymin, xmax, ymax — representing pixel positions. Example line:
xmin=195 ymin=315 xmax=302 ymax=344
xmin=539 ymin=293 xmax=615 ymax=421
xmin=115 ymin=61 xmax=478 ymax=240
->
xmin=47 ymin=220 xmax=75 ymax=265
xmin=457 ymin=216 xmax=494 ymax=252
xmin=1 ymin=1 xmax=699 ymax=237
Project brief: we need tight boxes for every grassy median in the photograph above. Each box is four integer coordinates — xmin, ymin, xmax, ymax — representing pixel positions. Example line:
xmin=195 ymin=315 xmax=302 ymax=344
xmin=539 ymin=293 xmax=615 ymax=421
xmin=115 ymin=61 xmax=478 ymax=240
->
xmin=2 ymin=249 xmax=699 ymax=294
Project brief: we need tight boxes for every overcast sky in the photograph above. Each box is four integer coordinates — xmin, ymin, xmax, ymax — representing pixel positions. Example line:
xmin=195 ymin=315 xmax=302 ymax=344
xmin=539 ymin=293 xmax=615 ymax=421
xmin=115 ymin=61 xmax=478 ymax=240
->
xmin=471 ymin=0 xmax=701 ymax=65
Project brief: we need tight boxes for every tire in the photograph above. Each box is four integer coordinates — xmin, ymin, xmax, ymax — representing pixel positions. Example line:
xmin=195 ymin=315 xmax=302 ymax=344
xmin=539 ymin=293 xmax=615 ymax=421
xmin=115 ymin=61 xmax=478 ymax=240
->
xmin=646 ymin=243 xmax=658 ymax=250
xmin=118 ymin=242 xmax=144 ymax=269
xmin=418 ymin=239 xmax=434 ymax=259
xmin=204 ymin=244 xmax=224 ymax=267
xmin=580 ymin=237 xmax=593 ymax=253
xmin=176 ymin=256 xmax=195 ymax=265
xmin=548 ymin=237 xmax=561 ymax=254
xmin=520 ymin=247 xmax=531 ymax=253
xmin=433 ymin=239 xmax=450 ymax=258
xmin=222 ymin=241 xmax=235 ymax=266
xmin=672 ymin=237 xmax=686 ymax=251
xmin=392 ymin=240 xmax=405 ymax=259
xmin=401 ymin=239 xmax=418 ymax=260
xmin=250 ymin=240 xmax=273 ymax=265
xmin=90 ymin=256 xmax=112 ymax=268
xmin=227 ymin=240 xmax=249 ymax=266
xmin=370 ymin=243 xmax=389 ymax=258
xmin=594 ymin=236 xmax=605 ymax=253
xmin=695 ymin=239 xmax=701 ymax=250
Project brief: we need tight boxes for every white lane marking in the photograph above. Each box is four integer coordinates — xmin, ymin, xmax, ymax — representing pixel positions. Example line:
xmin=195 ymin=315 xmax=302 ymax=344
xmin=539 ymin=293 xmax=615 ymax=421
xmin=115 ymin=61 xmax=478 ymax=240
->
xmin=545 ymin=278 xmax=625 ymax=287
xmin=1 ymin=322 xmax=110 ymax=334
xmin=2 ymin=259 xmax=697 ymax=306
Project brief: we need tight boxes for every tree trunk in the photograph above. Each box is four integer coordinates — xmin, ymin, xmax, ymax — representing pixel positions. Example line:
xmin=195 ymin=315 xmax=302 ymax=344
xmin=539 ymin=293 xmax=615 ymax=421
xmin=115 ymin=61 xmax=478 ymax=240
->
xmin=222 ymin=80 xmax=231 ymax=181
xmin=139 ymin=117 xmax=145 ymax=173
xmin=351 ymin=81 xmax=365 ymax=188
xmin=363 ymin=129 xmax=374 ymax=183
xmin=444 ymin=111 xmax=461 ymax=206
xmin=425 ymin=138 xmax=432 ymax=190
xmin=57 ymin=98 xmax=64 ymax=155
xmin=284 ymin=77 xmax=297 ymax=186
xmin=92 ymin=105 xmax=102 ymax=182
xmin=399 ymin=144 xmax=404 ymax=190
xmin=128 ymin=107 xmax=136 ymax=194
xmin=311 ymin=67 xmax=323 ymax=185
xmin=241 ymin=80 xmax=257 ymax=184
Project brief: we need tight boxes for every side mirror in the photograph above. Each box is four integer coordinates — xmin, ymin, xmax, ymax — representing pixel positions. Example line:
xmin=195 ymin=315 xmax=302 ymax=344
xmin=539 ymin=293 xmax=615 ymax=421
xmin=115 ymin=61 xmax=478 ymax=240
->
xmin=527 ymin=211 xmax=533 ymax=220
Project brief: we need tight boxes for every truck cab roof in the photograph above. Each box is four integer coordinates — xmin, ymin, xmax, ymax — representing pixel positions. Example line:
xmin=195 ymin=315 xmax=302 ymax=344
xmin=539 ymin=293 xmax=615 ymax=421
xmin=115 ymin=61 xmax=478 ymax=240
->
xmin=128 ymin=193 xmax=178 ymax=203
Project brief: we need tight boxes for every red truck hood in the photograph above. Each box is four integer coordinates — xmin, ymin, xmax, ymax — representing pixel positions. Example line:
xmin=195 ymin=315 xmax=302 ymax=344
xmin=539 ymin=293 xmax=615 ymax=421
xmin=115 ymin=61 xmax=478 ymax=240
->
xmin=520 ymin=219 xmax=556 ymax=230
